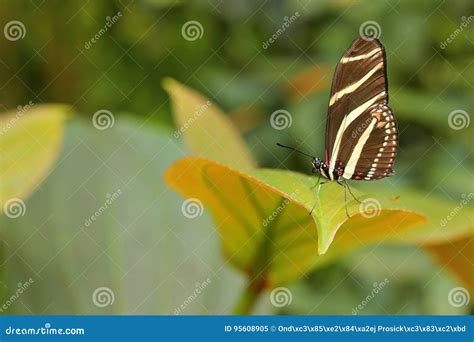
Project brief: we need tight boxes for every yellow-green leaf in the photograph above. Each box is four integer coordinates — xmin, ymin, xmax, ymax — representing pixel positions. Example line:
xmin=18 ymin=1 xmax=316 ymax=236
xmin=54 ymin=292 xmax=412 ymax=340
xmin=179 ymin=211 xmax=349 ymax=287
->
xmin=0 ymin=104 xmax=69 ymax=209
xmin=381 ymin=190 xmax=473 ymax=245
xmin=251 ymin=168 xmax=427 ymax=255
xmin=162 ymin=78 xmax=257 ymax=169
xmin=165 ymin=157 xmax=426 ymax=286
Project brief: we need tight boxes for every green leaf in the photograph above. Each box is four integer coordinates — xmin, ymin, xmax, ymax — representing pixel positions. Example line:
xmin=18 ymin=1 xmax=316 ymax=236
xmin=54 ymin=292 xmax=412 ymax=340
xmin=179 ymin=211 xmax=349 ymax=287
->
xmin=0 ymin=104 xmax=69 ymax=209
xmin=165 ymin=157 xmax=427 ymax=287
xmin=162 ymin=78 xmax=257 ymax=169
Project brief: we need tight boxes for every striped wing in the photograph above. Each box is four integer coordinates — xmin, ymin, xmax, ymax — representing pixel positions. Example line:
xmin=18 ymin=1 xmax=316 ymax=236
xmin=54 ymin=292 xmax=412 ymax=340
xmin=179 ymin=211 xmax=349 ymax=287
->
xmin=325 ymin=37 xmax=398 ymax=180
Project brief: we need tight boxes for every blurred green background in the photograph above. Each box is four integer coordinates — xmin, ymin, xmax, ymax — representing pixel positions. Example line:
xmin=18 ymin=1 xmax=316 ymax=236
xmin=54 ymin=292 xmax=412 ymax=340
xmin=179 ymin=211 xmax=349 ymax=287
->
xmin=0 ymin=0 xmax=472 ymax=314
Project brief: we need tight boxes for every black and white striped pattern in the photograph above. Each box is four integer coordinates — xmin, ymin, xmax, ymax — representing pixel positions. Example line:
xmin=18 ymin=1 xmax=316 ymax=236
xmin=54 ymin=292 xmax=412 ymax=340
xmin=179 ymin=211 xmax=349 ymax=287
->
xmin=324 ymin=37 xmax=398 ymax=181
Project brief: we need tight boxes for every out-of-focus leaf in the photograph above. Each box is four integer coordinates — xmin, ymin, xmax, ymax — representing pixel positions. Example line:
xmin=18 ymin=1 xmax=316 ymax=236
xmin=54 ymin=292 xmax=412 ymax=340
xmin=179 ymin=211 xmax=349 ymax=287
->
xmin=0 ymin=117 xmax=242 ymax=314
xmin=386 ymin=190 xmax=474 ymax=245
xmin=165 ymin=157 xmax=426 ymax=286
xmin=282 ymin=65 xmax=329 ymax=101
xmin=228 ymin=105 xmax=265 ymax=133
xmin=162 ymin=78 xmax=257 ymax=169
xmin=0 ymin=104 xmax=69 ymax=209
xmin=425 ymin=234 xmax=474 ymax=296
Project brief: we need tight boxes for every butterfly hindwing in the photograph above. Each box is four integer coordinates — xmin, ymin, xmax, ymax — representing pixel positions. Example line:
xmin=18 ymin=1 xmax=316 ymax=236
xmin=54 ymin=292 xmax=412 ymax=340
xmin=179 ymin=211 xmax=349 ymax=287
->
xmin=325 ymin=37 xmax=397 ymax=180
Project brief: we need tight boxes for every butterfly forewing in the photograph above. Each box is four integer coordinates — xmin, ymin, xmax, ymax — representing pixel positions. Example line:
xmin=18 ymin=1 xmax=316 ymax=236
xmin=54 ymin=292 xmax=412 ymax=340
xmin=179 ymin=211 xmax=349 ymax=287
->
xmin=325 ymin=37 xmax=397 ymax=180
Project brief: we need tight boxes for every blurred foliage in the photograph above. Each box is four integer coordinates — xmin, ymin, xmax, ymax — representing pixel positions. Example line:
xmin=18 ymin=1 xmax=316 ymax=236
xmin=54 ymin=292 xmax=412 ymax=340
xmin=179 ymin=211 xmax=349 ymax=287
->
xmin=0 ymin=105 xmax=69 ymax=206
xmin=0 ymin=0 xmax=472 ymax=315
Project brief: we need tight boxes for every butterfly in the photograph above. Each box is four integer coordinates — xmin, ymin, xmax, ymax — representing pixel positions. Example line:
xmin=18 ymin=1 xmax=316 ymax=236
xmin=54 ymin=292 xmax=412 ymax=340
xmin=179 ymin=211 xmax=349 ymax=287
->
xmin=278 ymin=36 xmax=398 ymax=217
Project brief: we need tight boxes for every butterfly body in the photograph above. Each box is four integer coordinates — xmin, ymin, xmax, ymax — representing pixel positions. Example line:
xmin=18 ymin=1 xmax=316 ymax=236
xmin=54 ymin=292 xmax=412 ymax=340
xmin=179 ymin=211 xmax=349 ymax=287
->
xmin=312 ymin=158 xmax=343 ymax=181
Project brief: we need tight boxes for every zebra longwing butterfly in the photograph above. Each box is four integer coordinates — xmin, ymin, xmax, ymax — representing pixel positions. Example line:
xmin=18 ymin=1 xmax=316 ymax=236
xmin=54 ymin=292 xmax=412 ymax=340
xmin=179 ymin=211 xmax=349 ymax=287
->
xmin=278 ymin=36 xmax=398 ymax=215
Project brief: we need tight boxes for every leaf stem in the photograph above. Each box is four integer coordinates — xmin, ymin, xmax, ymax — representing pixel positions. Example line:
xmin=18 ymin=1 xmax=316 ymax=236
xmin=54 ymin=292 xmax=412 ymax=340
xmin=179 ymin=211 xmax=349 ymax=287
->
xmin=231 ymin=185 xmax=289 ymax=315
xmin=232 ymin=278 xmax=265 ymax=315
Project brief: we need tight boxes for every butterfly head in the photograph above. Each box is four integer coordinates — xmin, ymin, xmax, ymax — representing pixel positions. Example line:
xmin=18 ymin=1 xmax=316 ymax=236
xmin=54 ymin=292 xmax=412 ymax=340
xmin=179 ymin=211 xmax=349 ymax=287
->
xmin=312 ymin=158 xmax=327 ymax=173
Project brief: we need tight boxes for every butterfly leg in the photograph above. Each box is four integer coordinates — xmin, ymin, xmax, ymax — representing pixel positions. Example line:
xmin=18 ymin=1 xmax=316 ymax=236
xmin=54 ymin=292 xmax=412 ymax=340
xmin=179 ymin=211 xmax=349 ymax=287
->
xmin=340 ymin=179 xmax=362 ymax=204
xmin=310 ymin=173 xmax=322 ymax=190
xmin=309 ymin=180 xmax=328 ymax=215
xmin=343 ymin=184 xmax=351 ymax=218
xmin=336 ymin=181 xmax=352 ymax=218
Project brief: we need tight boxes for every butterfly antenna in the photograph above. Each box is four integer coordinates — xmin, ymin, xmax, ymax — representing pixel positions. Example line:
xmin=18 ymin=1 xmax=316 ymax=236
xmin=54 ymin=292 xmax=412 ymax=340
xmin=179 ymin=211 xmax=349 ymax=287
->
xmin=276 ymin=143 xmax=315 ymax=159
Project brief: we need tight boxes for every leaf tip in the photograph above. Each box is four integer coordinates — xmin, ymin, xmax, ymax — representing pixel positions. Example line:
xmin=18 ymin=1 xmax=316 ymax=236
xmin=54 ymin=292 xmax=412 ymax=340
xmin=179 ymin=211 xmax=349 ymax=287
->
xmin=161 ymin=77 xmax=179 ymax=94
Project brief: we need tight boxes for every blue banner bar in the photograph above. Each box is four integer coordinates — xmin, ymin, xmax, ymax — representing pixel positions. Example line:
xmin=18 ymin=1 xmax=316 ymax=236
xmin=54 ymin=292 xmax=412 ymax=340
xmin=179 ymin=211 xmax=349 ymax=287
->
xmin=0 ymin=315 xmax=472 ymax=341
